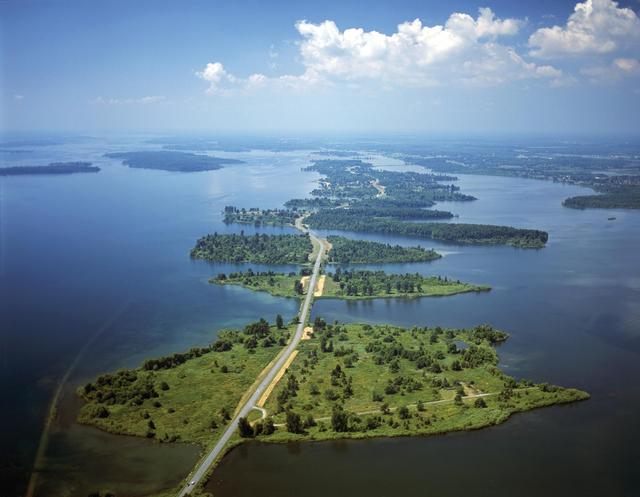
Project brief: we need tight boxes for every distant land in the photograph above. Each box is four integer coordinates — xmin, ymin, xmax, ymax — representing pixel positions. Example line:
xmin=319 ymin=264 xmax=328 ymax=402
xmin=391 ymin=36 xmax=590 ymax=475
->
xmin=0 ymin=162 xmax=99 ymax=176
xmin=105 ymin=150 xmax=244 ymax=172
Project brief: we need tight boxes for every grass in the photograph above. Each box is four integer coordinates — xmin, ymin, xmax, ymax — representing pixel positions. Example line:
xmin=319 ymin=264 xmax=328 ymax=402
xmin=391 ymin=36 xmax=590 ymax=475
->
xmin=259 ymin=323 xmax=588 ymax=440
xmin=211 ymin=271 xmax=490 ymax=300
xmin=77 ymin=325 xmax=292 ymax=447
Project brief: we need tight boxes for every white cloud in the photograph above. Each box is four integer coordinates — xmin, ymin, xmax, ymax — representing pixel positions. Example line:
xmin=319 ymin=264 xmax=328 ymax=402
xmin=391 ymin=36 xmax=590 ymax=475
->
xmin=529 ymin=0 xmax=640 ymax=58
xmin=93 ymin=95 xmax=166 ymax=105
xmin=196 ymin=62 xmax=267 ymax=94
xmin=13 ymin=94 xmax=24 ymax=100
xmin=582 ymin=57 xmax=640 ymax=82
xmin=198 ymin=8 xmax=565 ymax=93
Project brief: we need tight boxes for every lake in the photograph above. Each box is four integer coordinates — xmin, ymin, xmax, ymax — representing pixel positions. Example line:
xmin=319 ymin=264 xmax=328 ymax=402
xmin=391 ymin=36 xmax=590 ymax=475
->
xmin=1 ymin=139 xmax=639 ymax=496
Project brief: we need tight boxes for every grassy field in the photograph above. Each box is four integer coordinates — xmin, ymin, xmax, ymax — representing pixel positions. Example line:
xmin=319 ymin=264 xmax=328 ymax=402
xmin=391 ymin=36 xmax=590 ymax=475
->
xmin=257 ymin=322 xmax=588 ymax=441
xmin=77 ymin=324 xmax=292 ymax=446
xmin=211 ymin=270 xmax=490 ymax=300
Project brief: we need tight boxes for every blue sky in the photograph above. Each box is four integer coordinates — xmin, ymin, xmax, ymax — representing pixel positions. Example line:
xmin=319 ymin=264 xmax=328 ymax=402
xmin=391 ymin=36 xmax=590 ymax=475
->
xmin=1 ymin=0 xmax=639 ymax=135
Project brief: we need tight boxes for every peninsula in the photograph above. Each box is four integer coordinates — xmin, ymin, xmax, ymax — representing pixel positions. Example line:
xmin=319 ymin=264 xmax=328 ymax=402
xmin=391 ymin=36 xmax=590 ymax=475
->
xmin=0 ymin=162 xmax=99 ymax=176
xmin=105 ymin=150 xmax=244 ymax=172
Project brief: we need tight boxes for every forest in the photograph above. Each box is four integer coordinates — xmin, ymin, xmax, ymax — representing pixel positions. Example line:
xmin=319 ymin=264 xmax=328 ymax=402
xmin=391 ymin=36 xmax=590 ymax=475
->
xmin=211 ymin=268 xmax=489 ymax=300
xmin=306 ymin=211 xmax=548 ymax=248
xmin=222 ymin=206 xmax=298 ymax=226
xmin=0 ymin=161 xmax=100 ymax=175
xmin=327 ymin=236 xmax=441 ymax=263
xmin=105 ymin=150 xmax=244 ymax=172
xmin=191 ymin=232 xmax=312 ymax=264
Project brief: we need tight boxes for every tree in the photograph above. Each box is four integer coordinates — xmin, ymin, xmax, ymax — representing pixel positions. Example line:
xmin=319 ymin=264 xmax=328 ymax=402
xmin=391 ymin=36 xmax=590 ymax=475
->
xmin=398 ymin=406 xmax=410 ymax=419
xmin=331 ymin=405 xmax=349 ymax=432
xmin=148 ymin=419 xmax=156 ymax=430
xmin=262 ymin=418 xmax=276 ymax=435
xmin=286 ymin=410 xmax=304 ymax=433
xmin=474 ymin=398 xmax=487 ymax=408
xmin=159 ymin=381 xmax=170 ymax=391
xmin=276 ymin=314 xmax=284 ymax=329
xmin=237 ymin=417 xmax=254 ymax=438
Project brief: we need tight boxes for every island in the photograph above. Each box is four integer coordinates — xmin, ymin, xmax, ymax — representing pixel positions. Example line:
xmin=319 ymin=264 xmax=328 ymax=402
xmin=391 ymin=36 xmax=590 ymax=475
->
xmin=105 ymin=150 xmax=244 ymax=172
xmin=77 ymin=320 xmax=588 ymax=450
xmin=327 ymin=236 xmax=440 ymax=263
xmin=211 ymin=269 xmax=488 ymax=300
xmin=0 ymin=162 xmax=99 ymax=176
xmin=77 ymin=319 xmax=292 ymax=445
xmin=190 ymin=232 xmax=313 ymax=265
xmin=220 ymin=160 xmax=549 ymax=248
xmin=305 ymin=211 xmax=549 ymax=248
xmin=562 ymin=177 xmax=640 ymax=209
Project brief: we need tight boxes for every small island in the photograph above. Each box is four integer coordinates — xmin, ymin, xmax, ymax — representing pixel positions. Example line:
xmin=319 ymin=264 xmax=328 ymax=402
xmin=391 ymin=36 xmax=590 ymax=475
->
xmin=191 ymin=232 xmax=313 ymax=265
xmin=327 ymin=236 xmax=441 ymax=263
xmin=305 ymin=211 xmax=549 ymax=248
xmin=0 ymin=161 xmax=99 ymax=176
xmin=77 ymin=320 xmax=588 ymax=449
xmin=212 ymin=268 xmax=490 ymax=300
xmin=105 ymin=150 xmax=244 ymax=172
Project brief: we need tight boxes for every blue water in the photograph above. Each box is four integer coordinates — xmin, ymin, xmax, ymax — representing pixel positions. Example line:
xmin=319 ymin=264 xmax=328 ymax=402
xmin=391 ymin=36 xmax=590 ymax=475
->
xmin=210 ymin=170 xmax=640 ymax=496
xmin=0 ymin=139 xmax=318 ymax=495
xmin=2 ymin=138 xmax=639 ymax=496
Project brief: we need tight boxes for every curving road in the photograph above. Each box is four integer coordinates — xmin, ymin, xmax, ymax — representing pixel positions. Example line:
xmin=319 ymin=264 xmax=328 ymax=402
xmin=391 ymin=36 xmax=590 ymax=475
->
xmin=178 ymin=226 xmax=325 ymax=496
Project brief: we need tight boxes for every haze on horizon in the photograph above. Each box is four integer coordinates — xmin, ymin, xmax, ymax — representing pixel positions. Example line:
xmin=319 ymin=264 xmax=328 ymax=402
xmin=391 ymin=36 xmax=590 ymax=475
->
xmin=1 ymin=0 xmax=640 ymax=135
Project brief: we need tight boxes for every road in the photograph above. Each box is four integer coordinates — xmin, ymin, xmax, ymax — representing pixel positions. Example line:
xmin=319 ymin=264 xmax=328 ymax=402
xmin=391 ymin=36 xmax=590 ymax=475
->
xmin=178 ymin=224 xmax=325 ymax=496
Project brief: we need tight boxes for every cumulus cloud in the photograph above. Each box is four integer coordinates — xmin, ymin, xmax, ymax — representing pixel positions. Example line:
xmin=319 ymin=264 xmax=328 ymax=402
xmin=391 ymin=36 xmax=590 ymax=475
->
xmin=197 ymin=62 xmax=267 ymax=94
xmin=582 ymin=57 xmax=640 ymax=83
xmin=197 ymin=8 xmax=566 ymax=93
xmin=529 ymin=0 xmax=640 ymax=58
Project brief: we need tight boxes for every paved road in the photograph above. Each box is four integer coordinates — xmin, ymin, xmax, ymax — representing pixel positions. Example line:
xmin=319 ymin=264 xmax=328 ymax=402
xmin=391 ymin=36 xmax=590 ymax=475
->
xmin=178 ymin=229 xmax=325 ymax=496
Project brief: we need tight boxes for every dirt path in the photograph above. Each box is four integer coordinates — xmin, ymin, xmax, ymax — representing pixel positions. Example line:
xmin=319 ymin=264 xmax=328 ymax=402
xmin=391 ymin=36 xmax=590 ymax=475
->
xmin=371 ymin=179 xmax=386 ymax=197
xmin=256 ymin=350 xmax=299 ymax=408
xmin=314 ymin=275 xmax=326 ymax=297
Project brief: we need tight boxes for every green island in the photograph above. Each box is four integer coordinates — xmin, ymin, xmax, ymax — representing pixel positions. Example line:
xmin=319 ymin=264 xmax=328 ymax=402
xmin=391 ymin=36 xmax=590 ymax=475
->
xmin=223 ymin=206 xmax=298 ymax=226
xmin=190 ymin=233 xmax=313 ymax=265
xmin=563 ymin=179 xmax=640 ymax=209
xmin=305 ymin=210 xmax=548 ymax=248
xmin=327 ymin=236 xmax=440 ymax=263
xmin=220 ymin=159 xmax=549 ymax=248
xmin=258 ymin=321 xmax=589 ymax=440
xmin=404 ymin=147 xmax=640 ymax=210
xmin=77 ymin=320 xmax=291 ymax=446
xmin=105 ymin=151 xmax=244 ymax=172
xmin=0 ymin=161 xmax=100 ymax=176
xmin=211 ymin=268 xmax=488 ymax=300
xmin=77 ymin=320 xmax=588 ymax=454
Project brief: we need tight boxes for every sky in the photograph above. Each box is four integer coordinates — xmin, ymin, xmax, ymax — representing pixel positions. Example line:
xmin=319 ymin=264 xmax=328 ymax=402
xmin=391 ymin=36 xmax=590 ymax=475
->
xmin=1 ymin=0 xmax=640 ymax=135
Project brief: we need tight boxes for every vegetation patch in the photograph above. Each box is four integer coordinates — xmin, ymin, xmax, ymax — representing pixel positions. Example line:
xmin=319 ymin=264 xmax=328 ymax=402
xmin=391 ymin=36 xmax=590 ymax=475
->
xmin=0 ymin=162 xmax=99 ymax=175
xmin=327 ymin=236 xmax=441 ymax=263
xmin=211 ymin=268 xmax=489 ymax=300
xmin=191 ymin=232 xmax=313 ymax=264
xmin=77 ymin=320 xmax=292 ymax=446
xmin=242 ymin=322 xmax=588 ymax=442
xmin=105 ymin=151 xmax=243 ymax=172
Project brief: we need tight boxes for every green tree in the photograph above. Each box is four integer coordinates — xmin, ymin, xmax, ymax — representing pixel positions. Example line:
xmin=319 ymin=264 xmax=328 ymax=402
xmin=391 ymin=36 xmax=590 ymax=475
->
xmin=286 ymin=410 xmax=304 ymax=433
xmin=237 ymin=417 xmax=254 ymax=438
xmin=276 ymin=314 xmax=284 ymax=329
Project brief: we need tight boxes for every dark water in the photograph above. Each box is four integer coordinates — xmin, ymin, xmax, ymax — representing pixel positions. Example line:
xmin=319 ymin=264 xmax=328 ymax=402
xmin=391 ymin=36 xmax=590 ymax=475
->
xmin=208 ymin=175 xmax=640 ymax=496
xmin=0 ymin=141 xmax=317 ymax=496
xmin=2 ymin=141 xmax=639 ymax=496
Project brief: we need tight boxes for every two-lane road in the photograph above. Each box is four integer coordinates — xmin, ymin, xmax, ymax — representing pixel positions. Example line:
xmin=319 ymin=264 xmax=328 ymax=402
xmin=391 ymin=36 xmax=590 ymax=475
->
xmin=178 ymin=228 xmax=325 ymax=496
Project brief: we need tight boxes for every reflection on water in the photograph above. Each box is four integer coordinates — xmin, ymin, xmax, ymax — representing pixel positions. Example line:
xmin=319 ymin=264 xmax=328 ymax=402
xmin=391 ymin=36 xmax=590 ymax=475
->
xmin=2 ymin=142 xmax=639 ymax=496
xmin=208 ymin=168 xmax=640 ymax=497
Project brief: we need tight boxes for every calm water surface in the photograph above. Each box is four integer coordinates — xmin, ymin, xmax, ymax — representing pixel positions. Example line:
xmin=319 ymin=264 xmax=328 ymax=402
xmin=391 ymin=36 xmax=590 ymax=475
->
xmin=2 ymin=142 xmax=639 ymax=496
xmin=208 ymin=173 xmax=640 ymax=496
